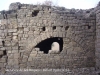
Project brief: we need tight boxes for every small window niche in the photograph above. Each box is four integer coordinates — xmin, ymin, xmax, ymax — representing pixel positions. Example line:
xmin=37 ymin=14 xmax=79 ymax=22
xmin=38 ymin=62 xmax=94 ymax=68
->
xmin=65 ymin=26 xmax=69 ymax=30
xmin=32 ymin=10 xmax=39 ymax=17
xmin=42 ymin=27 xmax=46 ymax=31
xmin=53 ymin=26 xmax=56 ymax=30
xmin=88 ymin=25 xmax=91 ymax=29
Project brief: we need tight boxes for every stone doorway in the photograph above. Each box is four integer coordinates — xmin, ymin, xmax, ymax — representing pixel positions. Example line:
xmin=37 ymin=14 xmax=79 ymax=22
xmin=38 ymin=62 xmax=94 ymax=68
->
xmin=35 ymin=37 xmax=63 ymax=54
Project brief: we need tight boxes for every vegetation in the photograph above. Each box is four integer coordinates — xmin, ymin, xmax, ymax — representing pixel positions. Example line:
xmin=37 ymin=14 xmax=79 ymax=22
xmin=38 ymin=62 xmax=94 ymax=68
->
xmin=37 ymin=0 xmax=54 ymax=6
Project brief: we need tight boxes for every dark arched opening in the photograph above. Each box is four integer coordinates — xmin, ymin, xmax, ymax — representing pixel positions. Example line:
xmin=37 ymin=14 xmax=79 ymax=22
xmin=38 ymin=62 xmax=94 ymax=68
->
xmin=35 ymin=37 xmax=63 ymax=54
xmin=32 ymin=10 xmax=39 ymax=17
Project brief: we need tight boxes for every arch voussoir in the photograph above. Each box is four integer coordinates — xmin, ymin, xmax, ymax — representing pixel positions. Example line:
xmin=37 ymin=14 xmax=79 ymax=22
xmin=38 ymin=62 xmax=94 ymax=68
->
xmin=22 ymin=31 xmax=88 ymax=65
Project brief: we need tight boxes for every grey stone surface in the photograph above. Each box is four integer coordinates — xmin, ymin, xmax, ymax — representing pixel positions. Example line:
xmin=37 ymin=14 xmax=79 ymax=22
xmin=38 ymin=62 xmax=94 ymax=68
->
xmin=0 ymin=1 xmax=100 ymax=75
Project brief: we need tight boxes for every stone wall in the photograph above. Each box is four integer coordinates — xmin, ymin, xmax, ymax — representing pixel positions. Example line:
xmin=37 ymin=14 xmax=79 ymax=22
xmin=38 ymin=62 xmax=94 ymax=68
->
xmin=0 ymin=2 xmax=99 ymax=75
xmin=95 ymin=2 xmax=100 ymax=72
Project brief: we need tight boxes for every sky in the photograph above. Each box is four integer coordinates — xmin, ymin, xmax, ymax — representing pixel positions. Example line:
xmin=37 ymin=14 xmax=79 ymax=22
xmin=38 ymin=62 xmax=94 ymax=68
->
xmin=0 ymin=0 xmax=99 ymax=11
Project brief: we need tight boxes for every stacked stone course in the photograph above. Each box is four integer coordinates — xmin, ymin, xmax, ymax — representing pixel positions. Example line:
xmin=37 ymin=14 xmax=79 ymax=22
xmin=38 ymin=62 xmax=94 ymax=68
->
xmin=0 ymin=2 xmax=99 ymax=75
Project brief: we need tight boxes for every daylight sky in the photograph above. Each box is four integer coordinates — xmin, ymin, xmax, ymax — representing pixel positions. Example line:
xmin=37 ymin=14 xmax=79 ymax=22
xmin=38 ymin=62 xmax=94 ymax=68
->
xmin=0 ymin=0 xmax=99 ymax=11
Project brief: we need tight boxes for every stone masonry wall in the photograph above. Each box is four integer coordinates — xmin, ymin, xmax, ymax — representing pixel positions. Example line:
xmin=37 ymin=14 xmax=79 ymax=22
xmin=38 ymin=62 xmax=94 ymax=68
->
xmin=0 ymin=2 xmax=99 ymax=75
xmin=95 ymin=2 xmax=100 ymax=72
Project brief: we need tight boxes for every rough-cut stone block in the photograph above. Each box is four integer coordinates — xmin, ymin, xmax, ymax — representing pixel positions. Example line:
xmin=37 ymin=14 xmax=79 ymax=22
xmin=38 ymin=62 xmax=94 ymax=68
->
xmin=0 ymin=63 xmax=4 ymax=67
xmin=8 ymin=54 xmax=14 ymax=59
xmin=0 ymin=47 xmax=5 ymax=51
xmin=7 ymin=50 xmax=12 ymax=53
xmin=30 ymin=54 xmax=37 ymax=57
xmin=0 ymin=15 xmax=3 ymax=19
xmin=13 ymin=33 xmax=18 ymax=35
xmin=58 ymin=32 xmax=63 ymax=37
xmin=49 ymin=50 xmax=60 ymax=54
xmin=13 ymin=59 xmax=19 ymax=65
xmin=28 ymin=57 xmax=33 ymax=61
xmin=8 ymin=29 xmax=17 ymax=32
xmin=0 ymin=58 xmax=6 ymax=63
xmin=8 ymin=59 xmax=14 ymax=65
xmin=31 ymin=50 xmax=38 ymax=54
xmin=24 ymin=28 xmax=29 ymax=31
xmin=38 ymin=51 xmax=44 ymax=54
xmin=0 ymin=51 xmax=3 ymax=55
xmin=14 ymin=53 xmax=20 ymax=58
xmin=35 ymin=48 xmax=40 ymax=51
xmin=11 ymin=50 xmax=18 ymax=53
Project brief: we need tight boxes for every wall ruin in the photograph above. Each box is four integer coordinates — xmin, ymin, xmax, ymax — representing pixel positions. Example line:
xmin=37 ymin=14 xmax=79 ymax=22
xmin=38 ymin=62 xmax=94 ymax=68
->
xmin=0 ymin=2 xmax=100 ymax=75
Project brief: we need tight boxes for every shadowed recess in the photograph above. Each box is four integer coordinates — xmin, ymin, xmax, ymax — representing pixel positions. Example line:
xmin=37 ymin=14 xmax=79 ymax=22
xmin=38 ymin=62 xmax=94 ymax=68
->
xmin=35 ymin=37 xmax=63 ymax=54
xmin=32 ymin=10 xmax=39 ymax=17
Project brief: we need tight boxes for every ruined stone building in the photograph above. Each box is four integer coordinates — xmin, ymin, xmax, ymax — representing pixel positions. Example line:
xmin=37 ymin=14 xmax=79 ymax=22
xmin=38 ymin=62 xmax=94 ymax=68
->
xmin=0 ymin=2 xmax=100 ymax=75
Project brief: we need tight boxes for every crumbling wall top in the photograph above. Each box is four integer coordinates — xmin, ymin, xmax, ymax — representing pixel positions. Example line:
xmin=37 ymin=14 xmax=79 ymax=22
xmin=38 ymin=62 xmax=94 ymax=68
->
xmin=0 ymin=2 xmax=97 ymax=20
xmin=9 ymin=2 xmax=21 ymax=10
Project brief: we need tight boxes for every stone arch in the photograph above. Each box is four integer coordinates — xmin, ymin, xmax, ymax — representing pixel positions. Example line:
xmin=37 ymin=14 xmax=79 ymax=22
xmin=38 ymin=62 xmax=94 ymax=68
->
xmin=21 ymin=31 xmax=88 ymax=64
xmin=35 ymin=37 xmax=63 ymax=54
xmin=25 ymin=32 xmax=66 ymax=53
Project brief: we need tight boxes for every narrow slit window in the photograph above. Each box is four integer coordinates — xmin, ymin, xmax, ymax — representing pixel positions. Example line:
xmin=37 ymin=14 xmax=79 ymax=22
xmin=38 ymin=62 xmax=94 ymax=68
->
xmin=2 ymin=41 xmax=5 ymax=47
xmin=88 ymin=25 xmax=91 ymax=29
xmin=3 ymin=50 xmax=6 ymax=55
xmin=53 ymin=26 xmax=56 ymax=30
xmin=65 ymin=26 xmax=69 ymax=30
xmin=42 ymin=27 xmax=45 ymax=31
